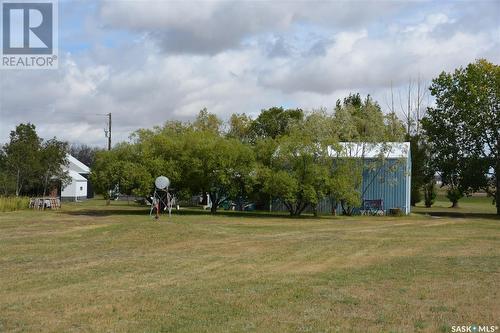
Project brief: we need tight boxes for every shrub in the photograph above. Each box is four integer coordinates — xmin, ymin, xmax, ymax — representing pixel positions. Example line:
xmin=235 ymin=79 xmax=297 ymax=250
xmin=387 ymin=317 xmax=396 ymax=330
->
xmin=424 ymin=182 xmax=437 ymax=208
xmin=446 ymin=187 xmax=463 ymax=208
xmin=0 ymin=196 xmax=30 ymax=212
xmin=411 ymin=186 xmax=422 ymax=206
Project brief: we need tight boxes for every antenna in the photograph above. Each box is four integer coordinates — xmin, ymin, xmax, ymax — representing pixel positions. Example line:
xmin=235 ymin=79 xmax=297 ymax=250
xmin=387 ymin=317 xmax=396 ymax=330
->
xmin=155 ymin=176 xmax=170 ymax=190
xmin=150 ymin=176 xmax=175 ymax=219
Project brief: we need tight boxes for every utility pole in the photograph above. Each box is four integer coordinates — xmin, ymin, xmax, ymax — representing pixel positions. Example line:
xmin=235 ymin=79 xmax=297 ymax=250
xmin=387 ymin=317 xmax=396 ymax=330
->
xmin=107 ymin=112 xmax=112 ymax=151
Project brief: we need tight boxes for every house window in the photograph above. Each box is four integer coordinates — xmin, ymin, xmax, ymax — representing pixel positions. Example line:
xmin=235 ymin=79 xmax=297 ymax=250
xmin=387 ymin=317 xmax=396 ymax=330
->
xmin=80 ymin=186 xmax=83 ymax=191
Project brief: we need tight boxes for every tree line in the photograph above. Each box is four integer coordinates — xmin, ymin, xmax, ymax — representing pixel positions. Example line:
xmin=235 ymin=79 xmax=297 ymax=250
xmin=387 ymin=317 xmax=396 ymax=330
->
xmin=0 ymin=124 xmax=70 ymax=197
xmin=0 ymin=124 xmax=102 ymax=197
xmin=90 ymin=95 xmax=406 ymax=215
xmin=420 ymin=59 xmax=499 ymax=214
xmin=0 ymin=59 xmax=498 ymax=215
xmin=90 ymin=60 xmax=499 ymax=215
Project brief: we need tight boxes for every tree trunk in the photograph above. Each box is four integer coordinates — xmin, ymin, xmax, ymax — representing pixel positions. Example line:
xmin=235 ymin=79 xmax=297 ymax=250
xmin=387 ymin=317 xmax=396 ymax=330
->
xmin=289 ymin=202 xmax=304 ymax=217
xmin=496 ymin=160 xmax=500 ymax=215
xmin=330 ymin=198 xmax=336 ymax=216
xmin=15 ymin=169 xmax=20 ymax=197
xmin=451 ymin=200 xmax=459 ymax=208
xmin=289 ymin=202 xmax=298 ymax=216
xmin=42 ymin=172 xmax=49 ymax=198
xmin=298 ymin=202 xmax=308 ymax=216
xmin=41 ymin=172 xmax=49 ymax=211
xmin=312 ymin=204 xmax=318 ymax=217
xmin=341 ymin=200 xmax=352 ymax=215
xmin=209 ymin=193 xmax=218 ymax=214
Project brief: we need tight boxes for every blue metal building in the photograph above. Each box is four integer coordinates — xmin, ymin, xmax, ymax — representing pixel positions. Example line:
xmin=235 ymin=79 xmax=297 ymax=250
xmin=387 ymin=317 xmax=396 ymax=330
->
xmin=272 ymin=142 xmax=411 ymax=215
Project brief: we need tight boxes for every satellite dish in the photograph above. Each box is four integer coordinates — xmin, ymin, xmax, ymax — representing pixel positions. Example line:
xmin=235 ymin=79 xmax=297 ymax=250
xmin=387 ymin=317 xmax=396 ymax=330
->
xmin=155 ymin=176 xmax=170 ymax=190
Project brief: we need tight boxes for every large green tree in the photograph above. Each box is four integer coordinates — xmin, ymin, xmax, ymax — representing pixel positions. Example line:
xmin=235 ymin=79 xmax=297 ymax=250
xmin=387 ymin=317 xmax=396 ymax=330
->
xmin=40 ymin=138 xmax=70 ymax=197
xmin=408 ymin=134 xmax=436 ymax=207
xmin=3 ymin=124 xmax=42 ymax=196
xmin=180 ymin=131 xmax=256 ymax=214
xmin=91 ymin=143 xmax=153 ymax=204
xmin=126 ymin=122 xmax=256 ymax=214
xmin=327 ymin=156 xmax=363 ymax=215
xmin=260 ymin=129 xmax=332 ymax=216
xmin=259 ymin=111 xmax=343 ymax=216
xmin=192 ymin=108 xmax=223 ymax=134
xmin=227 ymin=113 xmax=253 ymax=143
xmin=1 ymin=124 xmax=69 ymax=196
xmin=422 ymin=59 xmax=499 ymax=213
xmin=250 ymin=107 xmax=304 ymax=140
xmin=332 ymin=93 xmax=405 ymax=142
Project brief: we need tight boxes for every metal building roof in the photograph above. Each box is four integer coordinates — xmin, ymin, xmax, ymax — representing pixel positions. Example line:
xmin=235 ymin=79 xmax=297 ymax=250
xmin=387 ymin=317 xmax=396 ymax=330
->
xmin=327 ymin=142 xmax=410 ymax=159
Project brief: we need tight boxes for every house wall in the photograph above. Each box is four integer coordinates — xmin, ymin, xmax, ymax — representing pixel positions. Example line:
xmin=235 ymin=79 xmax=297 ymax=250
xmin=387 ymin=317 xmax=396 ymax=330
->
xmin=61 ymin=180 xmax=76 ymax=198
xmin=61 ymin=180 xmax=87 ymax=201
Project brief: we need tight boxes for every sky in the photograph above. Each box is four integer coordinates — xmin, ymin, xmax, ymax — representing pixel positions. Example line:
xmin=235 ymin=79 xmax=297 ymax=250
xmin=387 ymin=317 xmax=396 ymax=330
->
xmin=0 ymin=0 xmax=499 ymax=148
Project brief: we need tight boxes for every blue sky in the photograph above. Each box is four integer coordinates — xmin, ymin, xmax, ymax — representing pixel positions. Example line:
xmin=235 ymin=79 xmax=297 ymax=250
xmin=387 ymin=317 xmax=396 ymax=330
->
xmin=1 ymin=0 xmax=499 ymax=147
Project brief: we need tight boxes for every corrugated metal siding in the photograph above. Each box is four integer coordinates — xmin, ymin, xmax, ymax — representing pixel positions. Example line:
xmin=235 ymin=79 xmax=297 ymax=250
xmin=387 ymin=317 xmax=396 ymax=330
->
xmin=271 ymin=157 xmax=411 ymax=215
xmin=360 ymin=158 xmax=408 ymax=213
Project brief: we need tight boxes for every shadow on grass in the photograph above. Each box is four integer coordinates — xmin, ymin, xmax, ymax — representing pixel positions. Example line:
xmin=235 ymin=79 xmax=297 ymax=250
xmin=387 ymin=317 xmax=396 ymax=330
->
xmin=62 ymin=202 xmax=500 ymax=220
xmin=413 ymin=211 xmax=500 ymax=220
xmin=63 ymin=206 xmax=323 ymax=219
xmin=64 ymin=208 xmax=149 ymax=216
xmin=173 ymin=208 xmax=311 ymax=219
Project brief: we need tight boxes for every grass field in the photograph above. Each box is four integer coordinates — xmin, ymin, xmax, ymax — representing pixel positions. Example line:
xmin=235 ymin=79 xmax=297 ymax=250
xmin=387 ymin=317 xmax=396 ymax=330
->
xmin=0 ymin=198 xmax=498 ymax=332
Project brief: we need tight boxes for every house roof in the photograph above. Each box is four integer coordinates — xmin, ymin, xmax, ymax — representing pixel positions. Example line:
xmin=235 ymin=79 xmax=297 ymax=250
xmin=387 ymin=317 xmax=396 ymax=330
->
xmin=66 ymin=154 xmax=90 ymax=174
xmin=68 ymin=169 xmax=87 ymax=181
xmin=327 ymin=142 xmax=410 ymax=159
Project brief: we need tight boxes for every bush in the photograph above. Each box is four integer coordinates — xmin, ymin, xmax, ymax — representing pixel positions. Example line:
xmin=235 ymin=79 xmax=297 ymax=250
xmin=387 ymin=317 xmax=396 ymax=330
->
xmin=446 ymin=188 xmax=463 ymax=208
xmin=0 ymin=196 xmax=30 ymax=212
xmin=411 ymin=186 xmax=422 ymax=206
xmin=423 ymin=182 xmax=437 ymax=208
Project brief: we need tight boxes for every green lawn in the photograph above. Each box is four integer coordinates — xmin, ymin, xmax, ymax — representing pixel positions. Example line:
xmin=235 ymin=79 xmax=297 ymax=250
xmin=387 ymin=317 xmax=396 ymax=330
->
xmin=413 ymin=193 xmax=498 ymax=216
xmin=0 ymin=199 xmax=498 ymax=332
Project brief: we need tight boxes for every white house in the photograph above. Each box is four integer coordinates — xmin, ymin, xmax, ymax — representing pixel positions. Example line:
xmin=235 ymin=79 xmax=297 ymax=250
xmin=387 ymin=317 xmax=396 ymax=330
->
xmin=61 ymin=154 xmax=90 ymax=201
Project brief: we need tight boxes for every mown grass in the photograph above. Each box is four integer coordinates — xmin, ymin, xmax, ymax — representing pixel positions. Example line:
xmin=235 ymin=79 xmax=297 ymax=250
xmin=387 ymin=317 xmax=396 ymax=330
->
xmin=0 ymin=199 xmax=498 ymax=332
xmin=0 ymin=197 xmax=29 ymax=212
xmin=413 ymin=193 xmax=497 ymax=218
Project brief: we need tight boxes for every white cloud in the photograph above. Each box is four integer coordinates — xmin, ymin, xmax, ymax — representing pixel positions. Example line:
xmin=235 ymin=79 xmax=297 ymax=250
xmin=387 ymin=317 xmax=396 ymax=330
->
xmin=98 ymin=0 xmax=409 ymax=54
xmin=0 ymin=1 xmax=498 ymax=147
xmin=402 ymin=13 xmax=454 ymax=35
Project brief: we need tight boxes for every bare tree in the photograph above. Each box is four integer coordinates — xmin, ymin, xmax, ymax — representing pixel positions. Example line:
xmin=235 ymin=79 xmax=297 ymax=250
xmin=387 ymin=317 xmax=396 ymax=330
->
xmin=386 ymin=75 xmax=429 ymax=136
